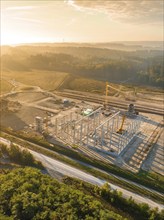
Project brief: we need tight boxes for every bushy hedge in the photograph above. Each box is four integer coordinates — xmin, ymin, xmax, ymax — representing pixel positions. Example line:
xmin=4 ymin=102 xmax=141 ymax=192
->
xmin=0 ymin=143 xmax=43 ymax=169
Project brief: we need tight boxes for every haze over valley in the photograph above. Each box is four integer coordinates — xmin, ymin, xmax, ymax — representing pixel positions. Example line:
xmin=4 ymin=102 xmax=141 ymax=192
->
xmin=1 ymin=1 xmax=164 ymax=220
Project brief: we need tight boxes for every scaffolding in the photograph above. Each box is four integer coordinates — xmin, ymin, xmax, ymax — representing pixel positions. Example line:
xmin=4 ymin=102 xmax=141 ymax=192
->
xmin=52 ymin=109 xmax=141 ymax=155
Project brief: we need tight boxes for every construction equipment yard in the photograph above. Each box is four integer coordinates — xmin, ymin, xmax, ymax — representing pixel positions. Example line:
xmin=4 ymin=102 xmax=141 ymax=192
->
xmin=0 ymin=79 xmax=163 ymax=175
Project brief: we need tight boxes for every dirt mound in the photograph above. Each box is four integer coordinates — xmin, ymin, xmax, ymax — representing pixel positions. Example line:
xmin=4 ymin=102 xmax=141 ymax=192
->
xmin=0 ymin=98 xmax=21 ymax=113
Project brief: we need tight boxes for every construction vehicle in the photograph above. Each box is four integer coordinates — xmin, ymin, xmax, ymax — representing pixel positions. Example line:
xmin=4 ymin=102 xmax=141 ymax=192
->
xmin=103 ymin=82 xmax=138 ymax=133
xmin=128 ymin=103 xmax=139 ymax=115
xmin=117 ymin=115 xmax=126 ymax=134
xmin=116 ymin=104 xmax=139 ymax=135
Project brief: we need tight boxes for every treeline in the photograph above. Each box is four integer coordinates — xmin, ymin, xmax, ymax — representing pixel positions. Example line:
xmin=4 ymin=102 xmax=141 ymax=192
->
xmin=2 ymin=52 xmax=139 ymax=82
xmin=0 ymin=168 xmax=126 ymax=220
xmin=2 ymin=45 xmax=163 ymax=59
xmin=1 ymin=46 xmax=163 ymax=87
xmin=137 ymin=63 xmax=163 ymax=87
xmin=0 ymin=143 xmax=43 ymax=169
xmin=63 ymin=177 xmax=164 ymax=220
xmin=29 ymin=53 xmax=140 ymax=81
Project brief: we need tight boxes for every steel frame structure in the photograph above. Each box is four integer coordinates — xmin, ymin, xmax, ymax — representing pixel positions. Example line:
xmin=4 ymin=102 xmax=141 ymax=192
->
xmin=53 ymin=109 xmax=141 ymax=155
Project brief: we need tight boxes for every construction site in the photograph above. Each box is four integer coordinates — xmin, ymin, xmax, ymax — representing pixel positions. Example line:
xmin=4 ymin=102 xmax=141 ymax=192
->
xmin=48 ymin=108 xmax=140 ymax=156
xmin=1 ymin=80 xmax=163 ymax=174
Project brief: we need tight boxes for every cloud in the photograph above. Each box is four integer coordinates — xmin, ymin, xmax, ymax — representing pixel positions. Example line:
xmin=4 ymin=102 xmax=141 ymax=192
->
xmin=12 ymin=17 xmax=44 ymax=24
xmin=6 ymin=6 xmax=38 ymax=11
xmin=67 ymin=0 xmax=163 ymax=24
xmin=66 ymin=18 xmax=77 ymax=26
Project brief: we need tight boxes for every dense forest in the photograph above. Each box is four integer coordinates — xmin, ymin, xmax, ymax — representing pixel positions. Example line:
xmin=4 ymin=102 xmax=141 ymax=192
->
xmin=0 ymin=168 xmax=125 ymax=220
xmin=0 ymin=168 xmax=163 ymax=220
xmin=1 ymin=45 xmax=163 ymax=87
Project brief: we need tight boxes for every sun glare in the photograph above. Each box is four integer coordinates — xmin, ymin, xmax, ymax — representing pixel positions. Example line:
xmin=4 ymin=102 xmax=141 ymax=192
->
xmin=1 ymin=0 xmax=163 ymax=44
xmin=1 ymin=31 xmax=62 ymax=46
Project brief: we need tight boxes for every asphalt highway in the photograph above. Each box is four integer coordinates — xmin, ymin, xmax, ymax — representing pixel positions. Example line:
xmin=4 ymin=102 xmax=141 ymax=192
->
xmin=29 ymin=149 xmax=164 ymax=211
xmin=0 ymin=136 xmax=163 ymax=211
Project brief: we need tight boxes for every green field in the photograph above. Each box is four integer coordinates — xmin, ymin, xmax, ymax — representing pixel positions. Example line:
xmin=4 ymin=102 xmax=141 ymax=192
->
xmin=2 ymin=70 xmax=68 ymax=91
xmin=61 ymin=75 xmax=106 ymax=93
xmin=1 ymin=70 xmax=119 ymax=95
xmin=1 ymin=70 xmax=163 ymax=99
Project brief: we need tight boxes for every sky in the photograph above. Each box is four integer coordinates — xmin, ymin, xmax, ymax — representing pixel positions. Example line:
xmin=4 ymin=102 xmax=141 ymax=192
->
xmin=1 ymin=0 xmax=164 ymax=45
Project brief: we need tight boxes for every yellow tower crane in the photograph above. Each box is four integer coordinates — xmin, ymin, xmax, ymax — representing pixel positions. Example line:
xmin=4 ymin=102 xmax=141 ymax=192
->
xmin=104 ymin=82 xmax=127 ymax=133
xmin=104 ymin=82 xmax=110 ymax=109
xmin=104 ymin=82 xmax=126 ymax=109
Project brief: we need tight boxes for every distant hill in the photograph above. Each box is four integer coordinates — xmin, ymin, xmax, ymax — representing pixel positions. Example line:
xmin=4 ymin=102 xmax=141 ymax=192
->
xmin=2 ymin=41 xmax=163 ymax=51
xmin=1 ymin=43 xmax=163 ymax=87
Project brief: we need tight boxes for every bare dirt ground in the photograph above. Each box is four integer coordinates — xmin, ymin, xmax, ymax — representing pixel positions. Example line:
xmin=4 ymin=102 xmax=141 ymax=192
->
xmin=142 ymin=129 xmax=164 ymax=175
xmin=7 ymin=92 xmax=46 ymax=103
xmin=1 ymin=106 xmax=47 ymax=131
xmin=137 ymin=92 xmax=163 ymax=102
xmin=36 ymin=97 xmax=64 ymax=110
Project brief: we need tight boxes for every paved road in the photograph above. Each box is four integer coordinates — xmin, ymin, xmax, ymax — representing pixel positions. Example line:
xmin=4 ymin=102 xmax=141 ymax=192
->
xmin=0 ymin=136 xmax=163 ymax=210
xmin=7 ymin=133 xmax=164 ymax=197
xmin=29 ymin=149 xmax=164 ymax=211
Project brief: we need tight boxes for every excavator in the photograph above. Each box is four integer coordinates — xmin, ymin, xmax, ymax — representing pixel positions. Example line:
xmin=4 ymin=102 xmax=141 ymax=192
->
xmin=104 ymin=82 xmax=138 ymax=134
xmin=116 ymin=114 xmax=126 ymax=134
